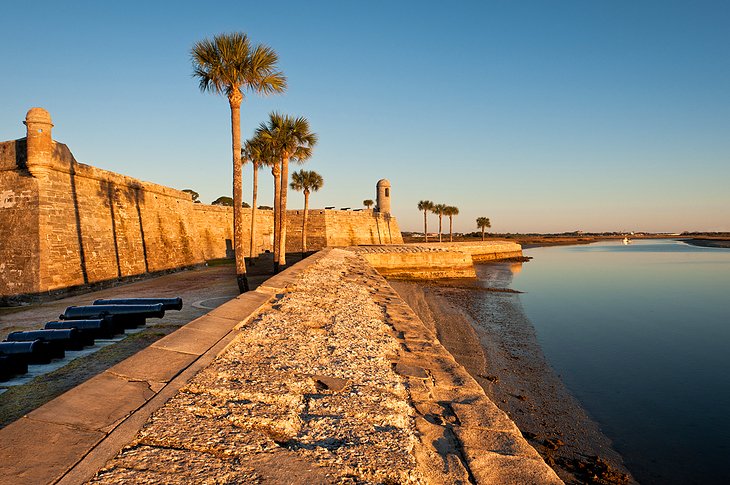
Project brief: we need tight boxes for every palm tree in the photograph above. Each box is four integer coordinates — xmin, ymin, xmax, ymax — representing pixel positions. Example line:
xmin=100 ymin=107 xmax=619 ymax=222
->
xmin=433 ymin=204 xmax=447 ymax=242
xmin=192 ymin=32 xmax=286 ymax=292
xmin=444 ymin=206 xmax=459 ymax=242
xmin=363 ymin=199 xmax=374 ymax=210
xmin=417 ymin=200 xmax=434 ymax=241
xmin=242 ymin=135 xmax=270 ymax=260
xmin=477 ymin=217 xmax=491 ymax=241
xmin=290 ymin=170 xmax=324 ymax=255
xmin=256 ymin=113 xmax=317 ymax=271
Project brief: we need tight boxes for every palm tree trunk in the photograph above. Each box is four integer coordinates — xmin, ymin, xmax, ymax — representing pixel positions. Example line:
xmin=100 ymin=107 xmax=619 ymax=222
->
xmin=449 ymin=216 xmax=453 ymax=242
xmin=277 ymin=155 xmax=290 ymax=269
xmin=272 ymin=165 xmax=281 ymax=273
xmin=438 ymin=215 xmax=443 ymax=243
xmin=229 ymin=97 xmax=249 ymax=293
xmin=249 ymin=162 xmax=258 ymax=261
xmin=423 ymin=210 xmax=428 ymax=242
xmin=302 ymin=189 xmax=309 ymax=255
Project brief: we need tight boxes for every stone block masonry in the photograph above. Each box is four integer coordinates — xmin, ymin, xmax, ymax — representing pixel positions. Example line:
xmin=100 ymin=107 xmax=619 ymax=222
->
xmin=0 ymin=108 xmax=402 ymax=304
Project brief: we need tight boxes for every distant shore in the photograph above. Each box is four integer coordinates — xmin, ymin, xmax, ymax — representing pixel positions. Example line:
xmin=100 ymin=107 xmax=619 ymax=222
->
xmin=404 ymin=234 xmax=730 ymax=250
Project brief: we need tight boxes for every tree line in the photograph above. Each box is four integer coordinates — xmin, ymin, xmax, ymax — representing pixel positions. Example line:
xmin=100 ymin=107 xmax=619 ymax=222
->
xmin=417 ymin=201 xmax=491 ymax=242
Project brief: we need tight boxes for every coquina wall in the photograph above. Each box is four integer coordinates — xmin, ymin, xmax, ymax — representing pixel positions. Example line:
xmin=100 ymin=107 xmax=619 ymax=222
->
xmin=0 ymin=108 xmax=402 ymax=304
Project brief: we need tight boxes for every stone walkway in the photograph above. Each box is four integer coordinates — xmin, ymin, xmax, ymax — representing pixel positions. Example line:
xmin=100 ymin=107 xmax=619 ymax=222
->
xmin=88 ymin=250 xmax=420 ymax=483
xmin=85 ymin=249 xmax=560 ymax=484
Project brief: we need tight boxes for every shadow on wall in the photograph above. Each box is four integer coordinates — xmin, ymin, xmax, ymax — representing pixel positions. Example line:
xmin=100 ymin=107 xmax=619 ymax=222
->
xmin=14 ymin=139 xmax=27 ymax=171
xmin=94 ymin=172 xmax=150 ymax=282
xmin=67 ymin=147 xmax=89 ymax=286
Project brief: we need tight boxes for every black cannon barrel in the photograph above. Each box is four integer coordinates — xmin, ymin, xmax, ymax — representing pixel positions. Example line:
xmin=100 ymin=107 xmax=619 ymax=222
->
xmin=7 ymin=329 xmax=87 ymax=351
xmin=61 ymin=304 xmax=165 ymax=320
xmin=6 ymin=329 xmax=77 ymax=356
xmin=93 ymin=297 xmax=183 ymax=311
xmin=60 ymin=304 xmax=165 ymax=329
xmin=0 ymin=355 xmax=29 ymax=381
xmin=45 ymin=319 xmax=117 ymax=340
xmin=0 ymin=340 xmax=52 ymax=365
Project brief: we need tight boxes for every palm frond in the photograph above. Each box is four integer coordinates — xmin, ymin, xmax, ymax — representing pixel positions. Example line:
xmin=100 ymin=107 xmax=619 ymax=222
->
xmin=191 ymin=32 xmax=286 ymax=99
xmin=418 ymin=200 xmax=434 ymax=211
xmin=290 ymin=169 xmax=324 ymax=192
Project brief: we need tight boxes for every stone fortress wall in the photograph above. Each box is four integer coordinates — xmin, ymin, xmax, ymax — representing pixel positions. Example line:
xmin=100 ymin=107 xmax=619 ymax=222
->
xmin=0 ymin=108 xmax=402 ymax=303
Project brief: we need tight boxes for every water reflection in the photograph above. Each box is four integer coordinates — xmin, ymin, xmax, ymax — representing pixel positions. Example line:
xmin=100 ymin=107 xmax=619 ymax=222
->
xmin=508 ymin=261 xmax=523 ymax=275
xmin=508 ymin=239 xmax=730 ymax=485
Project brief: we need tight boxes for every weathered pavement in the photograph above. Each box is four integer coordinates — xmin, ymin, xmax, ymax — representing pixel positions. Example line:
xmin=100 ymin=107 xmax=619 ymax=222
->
xmin=87 ymin=249 xmax=560 ymax=484
xmin=0 ymin=248 xmax=561 ymax=484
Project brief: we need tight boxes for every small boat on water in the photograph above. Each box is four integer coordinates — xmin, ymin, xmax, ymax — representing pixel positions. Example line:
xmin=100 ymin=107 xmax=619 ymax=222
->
xmin=623 ymin=237 xmax=632 ymax=245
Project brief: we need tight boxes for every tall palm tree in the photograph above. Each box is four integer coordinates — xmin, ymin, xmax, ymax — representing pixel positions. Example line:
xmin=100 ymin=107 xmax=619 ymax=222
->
xmin=444 ymin=206 xmax=460 ymax=242
xmin=433 ymin=204 xmax=447 ymax=242
xmin=363 ymin=199 xmax=374 ymax=210
xmin=476 ymin=217 xmax=491 ymax=241
xmin=256 ymin=113 xmax=317 ymax=271
xmin=242 ymin=135 xmax=270 ymax=260
xmin=417 ymin=200 xmax=434 ymax=242
xmin=290 ymin=170 xmax=324 ymax=255
xmin=192 ymin=32 xmax=285 ymax=292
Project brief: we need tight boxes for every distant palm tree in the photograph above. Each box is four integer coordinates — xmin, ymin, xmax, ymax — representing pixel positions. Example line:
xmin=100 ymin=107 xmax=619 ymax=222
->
xmin=433 ymin=204 xmax=447 ymax=242
xmin=363 ymin=199 xmax=374 ymax=210
xmin=290 ymin=170 xmax=324 ymax=255
xmin=444 ymin=206 xmax=460 ymax=242
xmin=476 ymin=217 xmax=491 ymax=241
xmin=192 ymin=32 xmax=285 ymax=292
xmin=242 ymin=135 xmax=270 ymax=259
xmin=417 ymin=200 xmax=434 ymax=241
xmin=256 ymin=112 xmax=317 ymax=271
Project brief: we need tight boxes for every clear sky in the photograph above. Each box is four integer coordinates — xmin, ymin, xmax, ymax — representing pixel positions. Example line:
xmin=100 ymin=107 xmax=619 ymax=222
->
xmin=1 ymin=1 xmax=728 ymax=233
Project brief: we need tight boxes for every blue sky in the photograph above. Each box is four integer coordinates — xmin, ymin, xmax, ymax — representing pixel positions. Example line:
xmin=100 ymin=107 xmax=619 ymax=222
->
xmin=1 ymin=1 xmax=728 ymax=233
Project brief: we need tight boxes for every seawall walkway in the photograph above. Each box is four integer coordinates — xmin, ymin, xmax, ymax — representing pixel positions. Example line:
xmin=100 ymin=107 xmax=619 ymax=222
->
xmin=0 ymin=247 xmax=560 ymax=484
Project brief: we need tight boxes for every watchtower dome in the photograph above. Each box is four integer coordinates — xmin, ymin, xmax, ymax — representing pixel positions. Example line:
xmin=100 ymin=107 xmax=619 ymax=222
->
xmin=376 ymin=179 xmax=391 ymax=215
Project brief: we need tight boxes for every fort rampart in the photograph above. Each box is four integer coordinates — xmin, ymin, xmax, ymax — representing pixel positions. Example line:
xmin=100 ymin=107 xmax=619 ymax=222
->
xmin=0 ymin=108 xmax=401 ymax=304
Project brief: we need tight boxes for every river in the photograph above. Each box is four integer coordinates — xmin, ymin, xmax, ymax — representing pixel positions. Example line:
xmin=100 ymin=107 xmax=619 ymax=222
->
xmin=510 ymin=239 xmax=730 ymax=484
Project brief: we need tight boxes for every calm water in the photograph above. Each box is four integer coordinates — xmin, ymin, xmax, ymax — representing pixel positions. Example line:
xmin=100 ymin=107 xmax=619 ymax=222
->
xmin=510 ymin=239 xmax=730 ymax=484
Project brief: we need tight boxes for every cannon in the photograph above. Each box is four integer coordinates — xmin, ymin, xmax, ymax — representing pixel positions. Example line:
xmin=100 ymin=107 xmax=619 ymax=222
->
xmin=0 ymin=340 xmax=52 ymax=365
xmin=60 ymin=304 xmax=165 ymax=329
xmin=45 ymin=318 xmax=118 ymax=340
xmin=93 ymin=297 xmax=183 ymax=311
xmin=6 ymin=329 xmax=84 ymax=357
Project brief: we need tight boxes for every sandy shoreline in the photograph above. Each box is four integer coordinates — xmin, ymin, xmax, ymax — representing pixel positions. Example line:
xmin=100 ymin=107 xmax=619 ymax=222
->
xmin=391 ymin=262 xmax=635 ymax=484
xmin=680 ymin=238 xmax=730 ymax=249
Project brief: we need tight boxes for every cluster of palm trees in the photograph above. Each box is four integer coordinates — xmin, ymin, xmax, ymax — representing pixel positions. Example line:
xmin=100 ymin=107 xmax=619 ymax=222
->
xmin=417 ymin=201 xmax=460 ymax=242
xmin=192 ymin=32 xmax=321 ymax=292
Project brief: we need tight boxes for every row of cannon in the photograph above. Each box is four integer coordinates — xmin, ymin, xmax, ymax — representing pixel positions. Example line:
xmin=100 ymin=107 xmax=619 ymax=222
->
xmin=0 ymin=297 xmax=183 ymax=381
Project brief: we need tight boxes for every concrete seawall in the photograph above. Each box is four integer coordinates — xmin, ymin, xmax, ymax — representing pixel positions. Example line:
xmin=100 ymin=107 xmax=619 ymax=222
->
xmin=413 ymin=241 xmax=524 ymax=262
xmin=353 ymin=240 xmax=523 ymax=279
xmin=0 ymin=247 xmax=558 ymax=484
